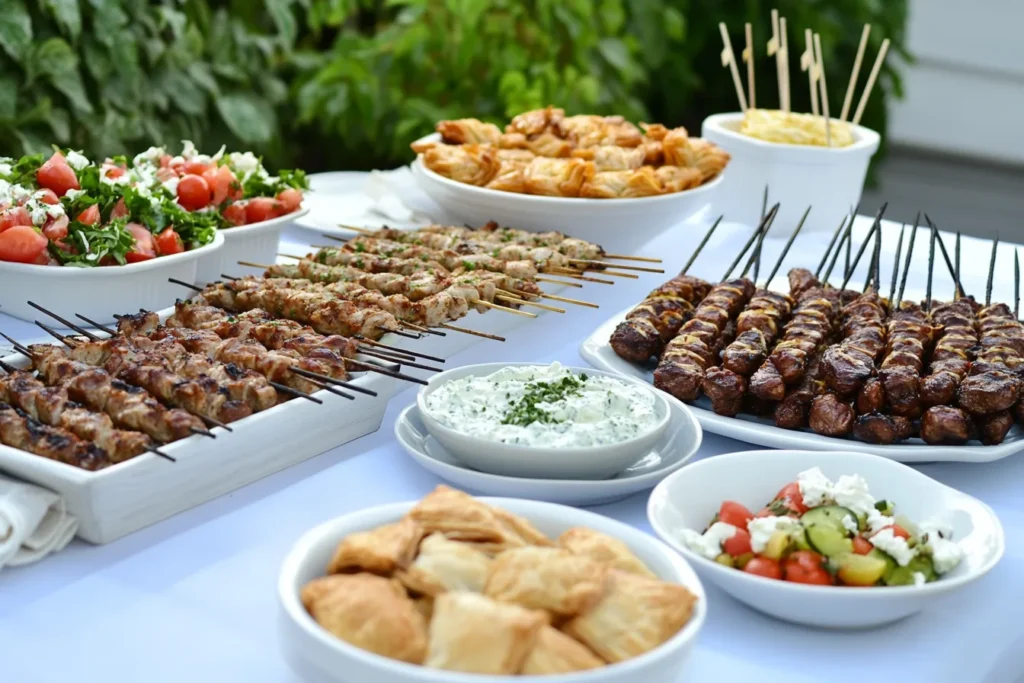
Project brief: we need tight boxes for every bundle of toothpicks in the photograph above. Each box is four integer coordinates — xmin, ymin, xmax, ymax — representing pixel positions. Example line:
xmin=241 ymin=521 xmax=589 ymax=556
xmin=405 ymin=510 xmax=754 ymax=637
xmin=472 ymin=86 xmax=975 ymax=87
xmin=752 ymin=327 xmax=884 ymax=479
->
xmin=718 ymin=12 xmax=891 ymax=146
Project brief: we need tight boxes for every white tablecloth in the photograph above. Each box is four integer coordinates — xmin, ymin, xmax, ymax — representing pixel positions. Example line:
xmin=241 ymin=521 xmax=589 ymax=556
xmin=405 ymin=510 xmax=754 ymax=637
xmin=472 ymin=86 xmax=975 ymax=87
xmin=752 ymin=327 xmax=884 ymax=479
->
xmin=0 ymin=205 xmax=1022 ymax=683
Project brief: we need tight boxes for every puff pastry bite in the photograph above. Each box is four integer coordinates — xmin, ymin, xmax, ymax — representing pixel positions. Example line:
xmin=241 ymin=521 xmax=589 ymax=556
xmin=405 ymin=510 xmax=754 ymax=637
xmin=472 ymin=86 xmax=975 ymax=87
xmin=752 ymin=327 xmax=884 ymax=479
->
xmin=655 ymin=165 xmax=703 ymax=194
xmin=425 ymin=592 xmax=548 ymax=674
xmin=491 ymin=505 xmax=554 ymax=547
xmin=506 ymin=106 xmax=564 ymax=137
xmin=557 ymin=527 xmax=657 ymax=578
xmin=498 ymin=132 xmax=530 ymax=149
xmin=687 ymin=138 xmax=731 ymax=181
xmin=640 ymin=122 xmax=670 ymax=141
xmin=396 ymin=532 xmax=493 ymax=596
xmin=578 ymin=167 xmax=662 ymax=199
xmin=484 ymin=546 xmax=609 ymax=616
xmin=520 ymin=626 xmax=606 ymax=675
xmin=302 ymin=573 xmax=429 ymax=664
xmin=640 ymin=139 xmax=664 ymax=166
xmin=436 ymin=118 xmax=502 ymax=146
xmin=407 ymin=485 xmax=525 ymax=546
xmin=486 ymin=162 xmax=527 ymax=193
xmin=661 ymin=126 xmax=693 ymax=167
xmin=557 ymin=115 xmax=642 ymax=148
xmin=325 ymin=516 xmax=424 ymax=575
xmin=572 ymin=145 xmax=646 ymax=172
xmin=497 ymin=148 xmax=536 ymax=164
xmin=420 ymin=144 xmax=501 ymax=186
xmin=522 ymin=158 xmax=594 ymax=197
xmin=525 ymin=132 xmax=573 ymax=158
xmin=561 ymin=569 xmax=697 ymax=663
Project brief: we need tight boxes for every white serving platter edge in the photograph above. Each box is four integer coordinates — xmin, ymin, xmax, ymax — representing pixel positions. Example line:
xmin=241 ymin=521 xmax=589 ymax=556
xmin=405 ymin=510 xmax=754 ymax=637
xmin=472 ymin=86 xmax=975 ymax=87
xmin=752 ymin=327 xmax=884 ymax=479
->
xmin=580 ymin=306 xmax=1024 ymax=463
xmin=0 ymin=306 xmax=398 ymax=544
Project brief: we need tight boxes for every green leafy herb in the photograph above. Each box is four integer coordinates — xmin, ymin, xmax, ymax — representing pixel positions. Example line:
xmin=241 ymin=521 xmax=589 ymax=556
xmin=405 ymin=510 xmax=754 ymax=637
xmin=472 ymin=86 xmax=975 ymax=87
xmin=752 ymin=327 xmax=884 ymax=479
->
xmin=56 ymin=218 xmax=135 ymax=266
xmin=501 ymin=374 xmax=587 ymax=427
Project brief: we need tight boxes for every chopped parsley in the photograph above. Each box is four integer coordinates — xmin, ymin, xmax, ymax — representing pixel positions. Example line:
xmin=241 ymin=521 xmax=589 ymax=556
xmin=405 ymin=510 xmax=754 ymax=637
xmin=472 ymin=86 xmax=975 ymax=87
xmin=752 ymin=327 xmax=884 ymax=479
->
xmin=501 ymin=374 xmax=588 ymax=427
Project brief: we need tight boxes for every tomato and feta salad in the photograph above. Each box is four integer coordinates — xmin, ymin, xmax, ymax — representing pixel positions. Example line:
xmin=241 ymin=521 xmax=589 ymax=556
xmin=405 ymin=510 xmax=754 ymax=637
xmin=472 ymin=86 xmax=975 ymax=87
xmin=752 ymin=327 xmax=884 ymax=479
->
xmin=678 ymin=467 xmax=965 ymax=587
xmin=0 ymin=142 xmax=307 ymax=267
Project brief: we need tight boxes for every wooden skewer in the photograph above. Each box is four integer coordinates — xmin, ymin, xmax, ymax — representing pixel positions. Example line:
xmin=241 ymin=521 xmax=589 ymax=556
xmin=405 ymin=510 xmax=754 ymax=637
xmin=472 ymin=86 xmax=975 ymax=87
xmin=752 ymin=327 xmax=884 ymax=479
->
xmin=399 ymin=320 xmax=445 ymax=337
xmin=763 ymin=205 xmax=811 ymax=286
xmin=954 ymin=232 xmax=962 ymax=302
xmin=337 ymin=225 xmax=373 ymax=234
xmin=591 ymin=269 xmax=639 ymax=280
xmin=272 ymin=379 xmax=332 ymax=402
xmin=601 ymin=254 xmax=662 ymax=263
xmin=495 ymin=296 xmax=565 ymax=313
xmin=472 ymin=300 xmax=536 ymax=318
xmin=813 ymin=33 xmax=831 ymax=147
xmin=681 ymin=215 xmax=723 ymax=275
xmin=779 ymin=16 xmax=791 ymax=112
xmin=511 ymin=289 xmax=598 ymax=309
xmin=839 ymin=202 xmax=887 ymax=290
xmin=719 ymin=22 xmax=748 ymax=112
xmin=542 ymin=269 xmax=615 ymax=285
xmin=286 ymin=367 xmax=378 ymax=397
xmin=723 ymin=203 xmax=778 ymax=280
xmin=841 ymin=24 xmax=872 ymax=122
xmin=923 ymin=215 xmax=965 ymax=298
xmin=358 ymin=349 xmax=442 ymax=373
xmin=1015 ymin=250 xmax=1021 ymax=320
xmin=438 ymin=322 xmax=505 ymax=341
xmin=566 ymin=259 xmax=664 ymax=274
xmin=802 ymin=28 xmax=819 ymax=116
xmin=276 ymin=253 xmax=303 ymax=261
xmin=744 ymin=22 xmax=756 ymax=109
xmin=815 ymin=214 xmax=849 ymax=278
xmin=238 ymin=260 xmax=275 ymax=269
xmin=535 ymin=275 xmax=584 ymax=289
xmin=925 ymin=225 xmax=938 ymax=313
xmin=345 ymin=358 xmax=429 ymax=386
xmin=852 ymin=39 xmax=890 ymax=126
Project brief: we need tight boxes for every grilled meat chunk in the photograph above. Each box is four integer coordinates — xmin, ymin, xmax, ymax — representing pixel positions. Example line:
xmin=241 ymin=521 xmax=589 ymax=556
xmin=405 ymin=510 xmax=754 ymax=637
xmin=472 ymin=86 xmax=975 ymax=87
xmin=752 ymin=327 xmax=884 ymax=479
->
xmin=808 ymin=394 xmax=854 ymax=436
xmin=920 ymin=406 xmax=973 ymax=445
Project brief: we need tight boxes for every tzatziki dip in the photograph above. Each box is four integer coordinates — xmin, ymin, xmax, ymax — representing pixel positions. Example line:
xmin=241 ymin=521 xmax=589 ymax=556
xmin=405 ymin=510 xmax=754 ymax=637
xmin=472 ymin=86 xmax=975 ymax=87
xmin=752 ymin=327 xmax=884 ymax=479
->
xmin=424 ymin=363 xmax=659 ymax=448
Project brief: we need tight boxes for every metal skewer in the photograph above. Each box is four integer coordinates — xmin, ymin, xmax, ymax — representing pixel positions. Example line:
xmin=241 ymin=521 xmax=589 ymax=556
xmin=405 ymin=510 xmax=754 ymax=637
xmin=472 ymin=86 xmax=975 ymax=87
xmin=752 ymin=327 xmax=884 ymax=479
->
xmin=763 ymin=205 xmax=811 ymax=287
xmin=815 ymin=214 xmax=849 ymax=278
xmin=839 ymin=203 xmax=887 ymax=291
xmin=895 ymin=213 xmax=921 ymax=307
xmin=887 ymin=224 xmax=906 ymax=303
xmin=723 ymin=204 xmax=779 ymax=280
xmin=680 ymin=215 xmax=723 ymax=275
xmin=986 ymin=234 xmax=1000 ymax=307
xmin=925 ymin=225 xmax=937 ymax=313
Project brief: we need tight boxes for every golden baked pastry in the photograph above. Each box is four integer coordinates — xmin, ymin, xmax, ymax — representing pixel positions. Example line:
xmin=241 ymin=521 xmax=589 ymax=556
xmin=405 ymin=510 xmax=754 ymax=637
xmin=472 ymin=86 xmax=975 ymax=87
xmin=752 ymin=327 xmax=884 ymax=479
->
xmin=557 ymin=527 xmax=656 ymax=578
xmin=520 ymin=626 xmax=606 ymax=675
xmin=655 ymin=165 xmax=704 ymax=194
xmin=661 ymin=126 xmax=692 ymax=167
xmin=578 ymin=167 xmax=662 ymax=199
xmin=491 ymin=505 xmax=554 ymax=548
xmin=396 ymin=532 xmax=493 ymax=596
xmin=302 ymin=573 xmax=429 ymax=664
xmin=557 ymin=115 xmax=642 ymax=148
xmin=522 ymin=158 xmax=594 ymax=197
xmin=436 ymin=118 xmax=502 ymax=146
xmin=561 ymin=569 xmax=697 ymax=663
xmin=425 ymin=592 xmax=548 ymax=674
xmin=687 ymin=138 xmax=732 ymax=182
xmin=326 ymin=516 xmax=425 ymax=575
xmin=406 ymin=485 xmax=524 ymax=545
xmin=525 ymin=132 xmax=573 ymax=158
xmin=421 ymin=144 xmax=500 ymax=186
xmin=572 ymin=145 xmax=646 ymax=172
xmin=640 ymin=122 xmax=670 ymax=141
xmin=484 ymin=546 xmax=609 ymax=616
xmin=506 ymin=106 xmax=564 ymax=137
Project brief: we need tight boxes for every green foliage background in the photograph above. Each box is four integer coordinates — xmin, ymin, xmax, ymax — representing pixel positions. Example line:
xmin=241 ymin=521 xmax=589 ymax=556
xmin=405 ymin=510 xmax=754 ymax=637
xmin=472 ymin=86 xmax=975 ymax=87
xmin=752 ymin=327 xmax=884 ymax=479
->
xmin=0 ymin=0 xmax=908 ymax=173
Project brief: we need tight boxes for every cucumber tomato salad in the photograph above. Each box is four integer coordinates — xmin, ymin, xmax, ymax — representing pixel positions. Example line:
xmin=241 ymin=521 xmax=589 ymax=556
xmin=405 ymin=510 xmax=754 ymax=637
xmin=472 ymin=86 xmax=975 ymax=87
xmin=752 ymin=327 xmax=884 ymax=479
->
xmin=0 ymin=142 xmax=307 ymax=267
xmin=678 ymin=468 xmax=965 ymax=587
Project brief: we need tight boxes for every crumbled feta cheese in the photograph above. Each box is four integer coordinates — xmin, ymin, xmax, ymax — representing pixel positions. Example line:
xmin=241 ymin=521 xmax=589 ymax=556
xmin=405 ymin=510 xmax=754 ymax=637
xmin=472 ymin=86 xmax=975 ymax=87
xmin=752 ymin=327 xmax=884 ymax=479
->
xmin=748 ymin=515 xmax=803 ymax=553
xmin=870 ymin=527 xmax=916 ymax=566
xmin=64 ymin=188 xmax=85 ymax=200
xmin=170 ymin=156 xmax=185 ymax=167
xmin=912 ymin=571 xmax=927 ymax=586
xmin=211 ymin=145 xmax=227 ymax=161
xmin=181 ymin=140 xmax=199 ymax=160
xmin=133 ymin=146 xmax=166 ymax=167
xmin=0 ymin=162 xmax=11 ymax=176
xmin=678 ymin=522 xmax=738 ymax=560
xmin=65 ymin=150 xmax=90 ymax=170
xmin=228 ymin=151 xmax=261 ymax=175
xmin=10 ymin=184 xmax=33 ymax=203
xmin=832 ymin=474 xmax=876 ymax=517
xmin=100 ymin=173 xmax=131 ymax=186
xmin=162 ymin=176 xmax=179 ymax=194
xmin=797 ymin=467 xmax=833 ymax=508
xmin=27 ymin=201 xmax=49 ymax=225
xmin=841 ymin=515 xmax=859 ymax=533
xmin=919 ymin=519 xmax=953 ymax=540
xmin=919 ymin=520 xmax=963 ymax=574
xmin=866 ymin=508 xmax=893 ymax=533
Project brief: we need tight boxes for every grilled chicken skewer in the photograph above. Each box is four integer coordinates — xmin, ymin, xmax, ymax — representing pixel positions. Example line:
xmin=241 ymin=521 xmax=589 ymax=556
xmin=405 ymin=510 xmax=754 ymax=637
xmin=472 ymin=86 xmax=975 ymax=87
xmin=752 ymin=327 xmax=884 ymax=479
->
xmin=342 ymin=234 xmax=582 ymax=272
xmin=312 ymin=243 xmax=544 ymax=280
xmin=0 ymin=402 xmax=111 ymax=471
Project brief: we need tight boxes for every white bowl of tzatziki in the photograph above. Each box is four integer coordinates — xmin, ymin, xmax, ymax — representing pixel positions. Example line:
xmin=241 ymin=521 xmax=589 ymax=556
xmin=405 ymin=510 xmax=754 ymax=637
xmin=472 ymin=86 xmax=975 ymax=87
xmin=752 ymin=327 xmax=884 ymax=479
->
xmin=418 ymin=362 xmax=672 ymax=479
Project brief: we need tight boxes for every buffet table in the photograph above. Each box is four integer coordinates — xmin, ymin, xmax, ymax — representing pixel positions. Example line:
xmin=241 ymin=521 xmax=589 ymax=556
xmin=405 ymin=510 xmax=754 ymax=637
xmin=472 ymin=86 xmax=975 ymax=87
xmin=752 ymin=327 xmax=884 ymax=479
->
xmin=0 ymin=209 xmax=1022 ymax=683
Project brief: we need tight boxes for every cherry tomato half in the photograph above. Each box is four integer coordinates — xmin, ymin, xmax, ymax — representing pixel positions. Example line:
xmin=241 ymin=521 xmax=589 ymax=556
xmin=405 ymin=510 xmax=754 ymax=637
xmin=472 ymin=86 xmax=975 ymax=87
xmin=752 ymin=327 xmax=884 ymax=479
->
xmin=42 ymin=214 xmax=69 ymax=241
xmin=183 ymin=160 xmax=212 ymax=176
xmin=177 ymin=174 xmax=212 ymax=211
xmin=0 ymin=206 xmax=33 ymax=232
xmin=154 ymin=227 xmax=185 ymax=256
xmin=76 ymin=205 xmax=101 ymax=226
xmin=852 ymin=536 xmax=873 ymax=555
xmin=125 ymin=222 xmax=156 ymax=263
xmin=718 ymin=501 xmax=754 ymax=529
xmin=773 ymin=482 xmax=809 ymax=515
xmin=783 ymin=550 xmax=833 ymax=586
xmin=221 ymin=202 xmax=246 ymax=226
xmin=743 ymin=557 xmax=782 ymax=580
xmin=244 ymin=197 xmax=279 ymax=224
xmin=0 ymin=225 xmax=49 ymax=263
xmin=722 ymin=528 xmax=753 ymax=557
xmin=36 ymin=152 xmax=80 ymax=197
xmin=111 ymin=198 xmax=129 ymax=219
xmin=276 ymin=188 xmax=303 ymax=214
xmin=203 ymin=165 xmax=239 ymax=206
xmin=37 ymin=189 xmax=60 ymax=205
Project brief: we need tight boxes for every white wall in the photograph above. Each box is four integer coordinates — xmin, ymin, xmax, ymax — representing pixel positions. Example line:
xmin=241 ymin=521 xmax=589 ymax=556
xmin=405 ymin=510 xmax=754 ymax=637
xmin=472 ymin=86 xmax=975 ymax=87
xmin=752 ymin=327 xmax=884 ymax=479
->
xmin=888 ymin=0 xmax=1024 ymax=165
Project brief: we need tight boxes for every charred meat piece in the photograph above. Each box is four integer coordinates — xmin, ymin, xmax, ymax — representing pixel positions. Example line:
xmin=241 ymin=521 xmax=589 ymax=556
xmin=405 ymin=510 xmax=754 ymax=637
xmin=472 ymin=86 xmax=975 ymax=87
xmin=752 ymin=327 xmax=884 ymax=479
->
xmin=959 ymin=369 xmax=1020 ymax=415
xmin=749 ymin=359 xmax=787 ymax=401
xmin=808 ymin=394 xmax=854 ymax=437
xmin=977 ymin=411 xmax=1014 ymax=446
xmin=720 ymin=290 xmax=794 ymax=375
xmin=702 ymin=367 xmax=746 ymax=416
xmin=958 ymin=303 xmax=1024 ymax=415
xmin=610 ymin=275 xmax=711 ymax=363
xmin=920 ymin=406 xmax=973 ymax=445
xmin=852 ymin=413 xmax=912 ymax=445
xmin=856 ymin=377 xmax=886 ymax=415
xmin=822 ymin=291 xmax=887 ymax=397
xmin=920 ymin=299 xmax=978 ymax=408
xmin=877 ymin=301 xmax=936 ymax=417
xmin=787 ymin=268 xmax=818 ymax=300
xmin=0 ymin=403 xmax=110 ymax=471
xmin=751 ymin=287 xmax=837 ymax=398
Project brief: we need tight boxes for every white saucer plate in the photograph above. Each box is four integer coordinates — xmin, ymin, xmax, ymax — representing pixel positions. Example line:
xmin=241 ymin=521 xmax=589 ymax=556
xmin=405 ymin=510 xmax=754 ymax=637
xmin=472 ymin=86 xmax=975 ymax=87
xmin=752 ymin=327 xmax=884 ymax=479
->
xmin=394 ymin=401 xmax=703 ymax=506
xmin=580 ymin=306 xmax=1024 ymax=463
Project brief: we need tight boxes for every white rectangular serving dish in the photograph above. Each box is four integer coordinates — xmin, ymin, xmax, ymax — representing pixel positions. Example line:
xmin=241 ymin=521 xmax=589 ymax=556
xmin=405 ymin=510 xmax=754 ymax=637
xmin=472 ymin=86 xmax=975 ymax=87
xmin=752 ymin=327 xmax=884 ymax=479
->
xmin=195 ymin=207 xmax=311 ymax=284
xmin=0 ymin=305 xmax=397 ymax=544
xmin=0 ymin=231 xmax=225 ymax=326
xmin=580 ymin=305 xmax=1024 ymax=463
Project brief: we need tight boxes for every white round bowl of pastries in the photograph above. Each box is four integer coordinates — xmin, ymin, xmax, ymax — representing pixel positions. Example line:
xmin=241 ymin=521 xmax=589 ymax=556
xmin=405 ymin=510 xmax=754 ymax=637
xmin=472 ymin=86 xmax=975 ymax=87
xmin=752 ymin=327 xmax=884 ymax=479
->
xmin=278 ymin=485 xmax=707 ymax=683
xmin=410 ymin=107 xmax=728 ymax=252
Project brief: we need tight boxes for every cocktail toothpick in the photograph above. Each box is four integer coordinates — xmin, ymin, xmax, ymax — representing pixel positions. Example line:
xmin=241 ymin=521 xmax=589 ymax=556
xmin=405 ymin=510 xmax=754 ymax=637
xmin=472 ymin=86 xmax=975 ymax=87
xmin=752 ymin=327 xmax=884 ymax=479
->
xmin=801 ymin=28 xmax=819 ymax=116
xmin=779 ymin=16 xmax=791 ymax=112
xmin=768 ymin=10 xmax=785 ymax=110
xmin=719 ymin=22 xmax=748 ymax=112
xmin=743 ymin=22 xmax=756 ymax=109
xmin=840 ymin=24 xmax=872 ymax=122
xmin=813 ymin=33 xmax=832 ymax=147
xmin=852 ymin=38 xmax=891 ymax=126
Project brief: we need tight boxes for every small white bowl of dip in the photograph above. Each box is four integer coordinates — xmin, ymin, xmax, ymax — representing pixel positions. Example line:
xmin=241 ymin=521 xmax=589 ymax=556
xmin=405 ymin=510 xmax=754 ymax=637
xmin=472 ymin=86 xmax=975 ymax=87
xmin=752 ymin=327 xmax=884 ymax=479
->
xmin=417 ymin=362 xmax=672 ymax=480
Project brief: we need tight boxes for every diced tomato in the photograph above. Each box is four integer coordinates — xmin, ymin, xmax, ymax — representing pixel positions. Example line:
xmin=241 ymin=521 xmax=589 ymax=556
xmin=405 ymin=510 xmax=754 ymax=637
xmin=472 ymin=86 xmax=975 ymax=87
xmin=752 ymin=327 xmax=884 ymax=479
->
xmin=742 ymin=557 xmax=782 ymax=580
xmin=722 ymin=528 xmax=753 ymax=557
xmin=773 ymin=482 xmax=809 ymax=515
xmin=103 ymin=164 xmax=126 ymax=179
xmin=0 ymin=206 xmax=33 ymax=232
xmin=125 ymin=222 xmax=156 ymax=263
xmin=36 ymin=152 xmax=80 ymax=197
xmin=42 ymin=214 xmax=69 ymax=241
xmin=155 ymin=227 xmax=185 ymax=256
xmin=852 ymin=536 xmax=873 ymax=555
xmin=872 ymin=524 xmax=911 ymax=540
xmin=222 ymin=202 xmax=246 ymax=226
xmin=37 ymin=189 xmax=60 ymax=205
xmin=184 ymin=160 xmax=212 ymax=176
xmin=159 ymin=154 xmax=173 ymax=169
xmin=177 ymin=174 xmax=212 ymax=211
xmin=30 ymin=249 xmax=57 ymax=265
xmin=783 ymin=550 xmax=833 ymax=585
xmin=0 ymin=225 xmax=49 ymax=263
xmin=276 ymin=188 xmax=303 ymax=214
xmin=203 ymin=165 xmax=238 ymax=206
xmin=718 ymin=501 xmax=754 ymax=529
xmin=111 ymin=198 xmax=129 ymax=219
xmin=156 ymin=167 xmax=178 ymax=183
xmin=244 ymin=197 xmax=279 ymax=224
xmin=76 ymin=205 xmax=101 ymax=226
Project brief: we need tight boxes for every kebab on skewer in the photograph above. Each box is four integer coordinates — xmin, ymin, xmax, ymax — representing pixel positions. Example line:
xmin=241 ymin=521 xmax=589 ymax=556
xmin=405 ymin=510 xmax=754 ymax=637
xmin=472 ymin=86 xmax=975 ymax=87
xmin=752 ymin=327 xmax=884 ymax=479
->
xmin=0 ymin=401 xmax=111 ymax=471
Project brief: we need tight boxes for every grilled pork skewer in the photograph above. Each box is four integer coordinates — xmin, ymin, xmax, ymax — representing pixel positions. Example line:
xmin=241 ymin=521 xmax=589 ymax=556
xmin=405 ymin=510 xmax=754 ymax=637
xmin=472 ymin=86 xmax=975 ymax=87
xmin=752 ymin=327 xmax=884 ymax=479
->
xmin=0 ymin=402 xmax=110 ymax=471
xmin=0 ymin=368 xmax=154 ymax=464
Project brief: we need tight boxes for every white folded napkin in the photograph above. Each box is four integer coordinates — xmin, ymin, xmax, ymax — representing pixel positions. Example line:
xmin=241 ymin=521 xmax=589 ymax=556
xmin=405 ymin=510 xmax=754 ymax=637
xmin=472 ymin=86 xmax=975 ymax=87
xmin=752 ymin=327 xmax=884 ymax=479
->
xmin=0 ymin=475 xmax=77 ymax=569
xmin=364 ymin=169 xmax=435 ymax=224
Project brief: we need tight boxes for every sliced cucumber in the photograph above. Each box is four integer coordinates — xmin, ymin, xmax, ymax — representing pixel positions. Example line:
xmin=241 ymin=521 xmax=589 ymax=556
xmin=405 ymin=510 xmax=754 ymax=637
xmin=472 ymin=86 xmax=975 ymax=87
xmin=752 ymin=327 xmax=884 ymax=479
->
xmin=874 ymin=499 xmax=895 ymax=516
xmin=801 ymin=505 xmax=858 ymax=536
xmin=805 ymin=523 xmax=854 ymax=558
xmin=836 ymin=552 xmax=888 ymax=586
xmin=884 ymin=555 xmax=937 ymax=586
xmin=791 ymin=527 xmax=812 ymax=552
